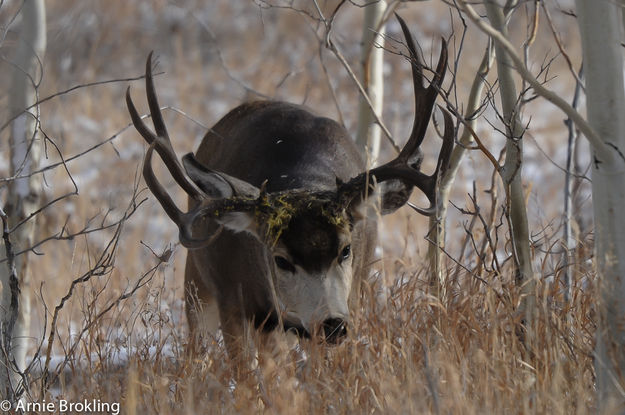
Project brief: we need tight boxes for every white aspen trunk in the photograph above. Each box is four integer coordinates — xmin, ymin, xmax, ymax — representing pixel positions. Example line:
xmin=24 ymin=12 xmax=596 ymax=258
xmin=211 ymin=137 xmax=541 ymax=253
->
xmin=575 ymin=0 xmax=625 ymax=410
xmin=483 ymin=1 xmax=536 ymax=328
xmin=355 ymin=0 xmax=386 ymax=166
xmin=562 ymin=68 xmax=583 ymax=304
xmin=355 ymin=2 xmax=387 ymax=294
xmin=2 ymin=0 xmax=46 ymax=400
xmin=427 ymin=43 xmax=494 ymax=296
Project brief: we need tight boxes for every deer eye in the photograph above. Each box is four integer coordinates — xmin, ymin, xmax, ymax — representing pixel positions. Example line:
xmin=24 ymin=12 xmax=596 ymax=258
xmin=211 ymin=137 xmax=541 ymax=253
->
xmin=339 ymin=245 xmax=351 ymax=263
xmin=274 ymin=256 xmax=296 ymax=273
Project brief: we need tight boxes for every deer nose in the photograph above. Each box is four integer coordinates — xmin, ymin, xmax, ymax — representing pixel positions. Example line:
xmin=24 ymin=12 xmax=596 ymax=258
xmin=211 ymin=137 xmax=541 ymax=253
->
xmin=322 ymin=318 xmax=347 ymax=344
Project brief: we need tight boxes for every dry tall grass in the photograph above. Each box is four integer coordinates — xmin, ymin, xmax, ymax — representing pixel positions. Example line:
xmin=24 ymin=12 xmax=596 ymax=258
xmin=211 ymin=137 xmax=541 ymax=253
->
xmin=34 ymin=251 xmax=596 ymax=414
xmin=0 ymin=0 xmax=595 ymax=413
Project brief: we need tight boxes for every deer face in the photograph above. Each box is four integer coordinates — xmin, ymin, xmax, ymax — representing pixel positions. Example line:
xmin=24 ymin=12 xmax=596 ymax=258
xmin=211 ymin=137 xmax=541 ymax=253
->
xmin=269 ymin=210 xmax=353 ymax=342
xmin=195 ymin=187 xmax=360 ymax=342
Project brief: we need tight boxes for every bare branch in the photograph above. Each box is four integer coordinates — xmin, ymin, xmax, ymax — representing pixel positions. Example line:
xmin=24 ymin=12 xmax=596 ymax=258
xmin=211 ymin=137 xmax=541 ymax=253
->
xmin=0 ymin=73 xmax=159 ymax=136
xmin=456 ymin=0 xmax=611 ymax=162
xmin=40 ymin=179 xmax=151 ymax=393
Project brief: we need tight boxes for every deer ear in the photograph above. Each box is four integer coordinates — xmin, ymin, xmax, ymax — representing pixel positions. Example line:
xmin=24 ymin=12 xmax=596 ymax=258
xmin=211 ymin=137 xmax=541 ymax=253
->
xmin=216 ymin=212 xmax=260 ymax=237
xmin=182 ymin=153 xmax=260 ymax=199
xmin=376 ymin=148 xmax=422 ymax=214
xmin=182 ymin=153 xmax=234 ymax=198
xmin=347 ymin=179 xmax=415 ymax=218
xmin=181 ymin=153 xmax=262 ymax=238
xmin=377 ymin=180 xmax=414 ymax=215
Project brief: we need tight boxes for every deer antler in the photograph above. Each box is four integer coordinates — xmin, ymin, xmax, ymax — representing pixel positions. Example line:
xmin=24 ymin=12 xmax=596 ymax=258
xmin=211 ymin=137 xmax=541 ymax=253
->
xmin=126 ymin=53 xmax=259 ymax=248
xmin=338 ymin=14 xmax=454 ymax=215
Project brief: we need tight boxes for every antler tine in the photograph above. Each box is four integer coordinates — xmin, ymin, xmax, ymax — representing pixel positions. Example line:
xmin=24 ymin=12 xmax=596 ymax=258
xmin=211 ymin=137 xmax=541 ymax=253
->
xmin=144 ymin=52 xmax=168 ymax=139
xmin=396 ymin=14 xmax=448 ymax=162
xmin=126 ymin=86 xmax=157 ymax=144
xmin=406 ymin=106 xmax=455 ymax=215
xmin=435 ymin=104 xmax=455 ymax=182
xmin=126 ymin=53 xmax=202 ymax=199
xmin=142 ymin=140 xmax=184 ymax=223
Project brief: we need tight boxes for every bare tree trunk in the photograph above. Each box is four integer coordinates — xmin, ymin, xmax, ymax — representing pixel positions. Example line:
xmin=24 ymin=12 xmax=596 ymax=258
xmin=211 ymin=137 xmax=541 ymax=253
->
xmin=483 ymin=1 xmax=536 ymax=330
xmin=576 ymin=0 xmax=625 ymax=410
xmin=354 ymin=1 xmax=387 ymax=294
xmin=427 ymin=42 xmax=494 ymax=298
xmin=355 ymin=0 xmax=386 ymax=166
xmin=562 ymin=67 xmax=583 ymax=304
xmin=1 ymin=0 xmax=46 ymax=401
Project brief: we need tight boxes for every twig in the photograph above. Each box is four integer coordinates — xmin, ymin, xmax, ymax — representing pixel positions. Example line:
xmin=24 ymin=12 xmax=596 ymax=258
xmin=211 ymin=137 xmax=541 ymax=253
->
xmin=0 ymin=73 xmax=158 ymax=136
xmin=312 ymin=0 xmax=400 ymax=153
xmin=0 ymin=195 xmax=147 ymax=264
xmin=40 ymin=179 xmax=149 ymax=393
xmin=541 ymin=2 xmax=584 ymax=90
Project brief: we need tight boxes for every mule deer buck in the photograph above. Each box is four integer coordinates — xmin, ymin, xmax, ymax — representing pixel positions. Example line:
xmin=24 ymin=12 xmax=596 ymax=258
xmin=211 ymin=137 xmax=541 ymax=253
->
xmin=126 ymin=15 xmax=453 ymax=361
